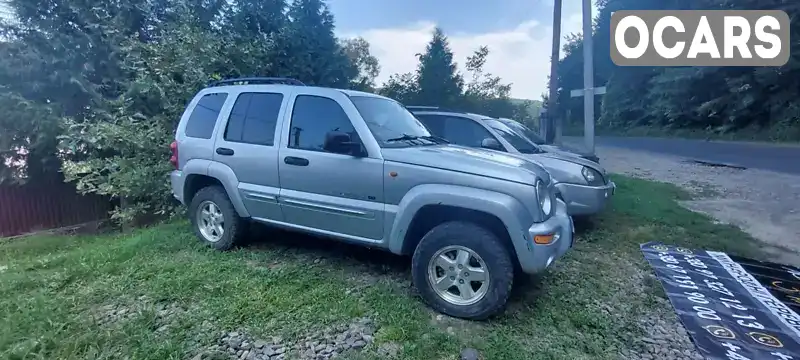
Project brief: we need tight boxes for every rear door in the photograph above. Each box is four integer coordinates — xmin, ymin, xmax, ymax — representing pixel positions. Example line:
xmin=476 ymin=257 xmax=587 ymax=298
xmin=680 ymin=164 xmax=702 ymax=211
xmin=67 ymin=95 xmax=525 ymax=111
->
xmin=212 ymin=89 xmax=290 ymax=221
xmin=276 ymin=89 xmax=384 ymax=241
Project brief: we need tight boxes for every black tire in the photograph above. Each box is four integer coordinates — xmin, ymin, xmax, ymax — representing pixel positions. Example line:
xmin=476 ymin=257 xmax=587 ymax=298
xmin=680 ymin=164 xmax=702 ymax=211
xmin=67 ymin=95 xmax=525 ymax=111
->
xmin=411 ymin=221 xmax=514 ymax=320
xmin=188 ymin=186 xmax=246 ymax=251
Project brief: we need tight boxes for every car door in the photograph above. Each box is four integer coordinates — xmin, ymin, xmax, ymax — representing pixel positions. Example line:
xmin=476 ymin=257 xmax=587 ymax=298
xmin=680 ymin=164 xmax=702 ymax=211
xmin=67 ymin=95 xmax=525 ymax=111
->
xmin=212 ymin=89 xmax=289 ymax=221
xmin=277 ymin=89 xmax=385 ymax=242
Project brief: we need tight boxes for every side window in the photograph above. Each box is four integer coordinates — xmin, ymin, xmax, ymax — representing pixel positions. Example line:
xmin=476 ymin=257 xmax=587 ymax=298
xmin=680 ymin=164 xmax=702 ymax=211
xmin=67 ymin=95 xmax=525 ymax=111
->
xmin=224 ymin=92 xmax=283 ymax=146
xmin=443 ymin=117 xmax=495 ymax=148
xmin=415 ymin=114 xmax=446 ymax=136
xmin=185 ymin=93 xmax=228 ymax=139
xmin=288 ymin=95 xmax=357 ymax=152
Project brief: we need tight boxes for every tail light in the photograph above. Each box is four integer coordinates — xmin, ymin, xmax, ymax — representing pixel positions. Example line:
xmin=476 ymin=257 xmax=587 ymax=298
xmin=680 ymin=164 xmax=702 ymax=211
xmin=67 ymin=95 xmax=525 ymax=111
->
xmin=169 ymin=141 xmax=179 ymax=170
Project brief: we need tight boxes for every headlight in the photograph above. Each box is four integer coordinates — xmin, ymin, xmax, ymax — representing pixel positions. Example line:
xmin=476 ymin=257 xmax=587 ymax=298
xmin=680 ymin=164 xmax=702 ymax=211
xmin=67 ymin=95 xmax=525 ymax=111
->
xmin=536 ymin=180 xmax=552 ymax=217
xmin=581 ymin=166 xmax=604 ymax=186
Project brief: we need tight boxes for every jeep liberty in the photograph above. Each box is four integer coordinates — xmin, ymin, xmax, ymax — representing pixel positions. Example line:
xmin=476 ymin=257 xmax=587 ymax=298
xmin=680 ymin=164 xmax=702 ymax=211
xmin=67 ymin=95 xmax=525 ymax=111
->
xmin=169 ymin=77 xmax=574 ymax=320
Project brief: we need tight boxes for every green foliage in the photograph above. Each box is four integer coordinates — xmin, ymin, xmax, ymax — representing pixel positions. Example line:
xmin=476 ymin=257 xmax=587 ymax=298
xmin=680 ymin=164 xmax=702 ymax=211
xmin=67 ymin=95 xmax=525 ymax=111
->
xmin=379 ymin=28 xmax=532 ymax=122
xmin=415 ymin=27 xmax=464 ymax=107
xmin=554 ymin=0 xmax=800 ymax=141
xmin=0 ymin=0 xmax=379 ymax=222
xmin=340 ymin=37 xmax=381 ymax=91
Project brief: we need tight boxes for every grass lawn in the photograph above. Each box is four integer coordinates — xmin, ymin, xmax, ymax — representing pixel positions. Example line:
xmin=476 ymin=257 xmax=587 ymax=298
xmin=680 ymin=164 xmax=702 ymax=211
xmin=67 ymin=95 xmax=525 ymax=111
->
xmin=0 ymin=176 xmax=765 ymax=360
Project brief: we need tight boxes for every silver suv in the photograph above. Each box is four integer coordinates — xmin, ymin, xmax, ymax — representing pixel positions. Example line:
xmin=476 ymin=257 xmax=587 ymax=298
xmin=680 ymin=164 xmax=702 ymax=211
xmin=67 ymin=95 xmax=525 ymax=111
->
xmin=169 ymin=77 xmax=574 ymax=320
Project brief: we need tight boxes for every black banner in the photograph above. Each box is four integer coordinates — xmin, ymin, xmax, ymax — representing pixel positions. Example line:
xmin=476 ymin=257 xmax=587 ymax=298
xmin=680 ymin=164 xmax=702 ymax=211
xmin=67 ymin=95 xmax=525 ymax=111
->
xmin=641 ymin=242 xmax=800 ymax=360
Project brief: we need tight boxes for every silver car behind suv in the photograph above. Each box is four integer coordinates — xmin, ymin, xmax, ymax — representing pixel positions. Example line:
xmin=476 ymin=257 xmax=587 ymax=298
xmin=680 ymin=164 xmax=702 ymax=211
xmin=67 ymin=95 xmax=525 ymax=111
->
xmin=169 ymin=77 xmax=574 ymax=320
xmin=408 ymin=107 xmax=615 ymax=216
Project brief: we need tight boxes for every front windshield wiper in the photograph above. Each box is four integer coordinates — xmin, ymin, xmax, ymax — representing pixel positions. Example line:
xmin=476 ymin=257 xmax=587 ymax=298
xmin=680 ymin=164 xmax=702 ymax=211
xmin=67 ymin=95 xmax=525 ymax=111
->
xmin=519 ymin=148 xmax=544 ymax=154
xmin=421 ymin=135 xmax=449 ymax=144
xmin=385 ymin=134 xmax=445 ymax=145
xmin=386 ymin=134 xmax=423 ymax=143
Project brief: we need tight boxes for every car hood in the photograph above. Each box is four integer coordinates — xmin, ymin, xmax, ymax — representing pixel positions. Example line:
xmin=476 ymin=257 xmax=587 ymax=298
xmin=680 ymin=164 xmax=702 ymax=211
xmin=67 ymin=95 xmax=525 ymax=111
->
xmin=538 ymin=144 xmax=600 ymax=164
xmin=537 ymin=150 xmax=605 ymax=173
xmin=381 ymin=145 xmax=551 ymax=185
xmin=519 ymin=151 xmax=608 ymax=185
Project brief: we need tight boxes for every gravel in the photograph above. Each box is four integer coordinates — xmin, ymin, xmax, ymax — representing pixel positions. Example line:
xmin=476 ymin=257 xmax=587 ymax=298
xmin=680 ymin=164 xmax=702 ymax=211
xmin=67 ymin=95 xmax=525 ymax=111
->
xmin=597 ymin=145 xmax=800 ymax=265
xmin=94 ymin=295 xmax=187 ymax=328
xmin=591 ymin=145 xmax=800 ymax=360
xmin=618 ymin=297 xmax=705 ymax=360
xmin=191 ymin=317 xmax=377 ymax=360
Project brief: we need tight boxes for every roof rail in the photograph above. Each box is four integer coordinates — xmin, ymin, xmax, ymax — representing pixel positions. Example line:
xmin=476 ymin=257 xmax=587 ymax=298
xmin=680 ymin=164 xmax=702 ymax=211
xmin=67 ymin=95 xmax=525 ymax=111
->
xmin=209 ymin=77 xmax=306 ymax=87
xmin=405 ymin=105 xmax=463 ymax=113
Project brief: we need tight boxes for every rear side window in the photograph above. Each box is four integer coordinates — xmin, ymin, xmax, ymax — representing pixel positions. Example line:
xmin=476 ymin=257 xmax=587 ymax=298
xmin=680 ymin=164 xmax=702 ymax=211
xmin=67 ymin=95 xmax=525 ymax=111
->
xmin=443 ymin=116 xmax=494 ymax=148
xmin=185 ymin=93 xmax=228 ymax=139
xmin=224 ymin=92 xmax=284 ymax=146
xmin=414 ymin=114 xmax=446 ymax=136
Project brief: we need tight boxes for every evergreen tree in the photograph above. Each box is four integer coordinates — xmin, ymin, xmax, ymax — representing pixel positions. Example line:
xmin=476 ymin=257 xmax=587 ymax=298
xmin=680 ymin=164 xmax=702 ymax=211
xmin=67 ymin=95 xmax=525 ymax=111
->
xmin=282 ymin=0 xmax=353 ymax=87
xmin=415 ymin=27 xmax=463 ymax=107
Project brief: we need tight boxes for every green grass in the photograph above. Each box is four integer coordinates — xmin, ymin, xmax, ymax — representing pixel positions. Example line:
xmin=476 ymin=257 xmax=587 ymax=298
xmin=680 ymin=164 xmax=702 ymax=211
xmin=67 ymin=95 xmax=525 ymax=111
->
xmin=0 ymin=176 xmax=765 ymax=360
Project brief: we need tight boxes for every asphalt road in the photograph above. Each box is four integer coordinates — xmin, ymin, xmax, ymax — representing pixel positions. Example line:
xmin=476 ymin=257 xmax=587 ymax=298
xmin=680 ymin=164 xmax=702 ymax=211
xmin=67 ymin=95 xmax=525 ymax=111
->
xmin=562 ymin=136 xmax=800 ymax=175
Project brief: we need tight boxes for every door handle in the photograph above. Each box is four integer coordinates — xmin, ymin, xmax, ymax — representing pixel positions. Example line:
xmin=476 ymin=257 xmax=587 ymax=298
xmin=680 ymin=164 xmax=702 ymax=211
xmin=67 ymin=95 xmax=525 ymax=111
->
xmin=284 ymin=156 xmax=309 ymax=166
xmin=216 ymin=147 xmax=234 ymax=156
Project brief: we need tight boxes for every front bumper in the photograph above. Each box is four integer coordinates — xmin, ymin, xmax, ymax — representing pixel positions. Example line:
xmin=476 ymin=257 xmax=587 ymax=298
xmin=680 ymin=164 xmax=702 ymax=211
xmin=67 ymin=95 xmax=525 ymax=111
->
xmin=555 ymin=181 xmax=615 ymax=216
xmin=517 ymin=199 xmax=574 ymax=274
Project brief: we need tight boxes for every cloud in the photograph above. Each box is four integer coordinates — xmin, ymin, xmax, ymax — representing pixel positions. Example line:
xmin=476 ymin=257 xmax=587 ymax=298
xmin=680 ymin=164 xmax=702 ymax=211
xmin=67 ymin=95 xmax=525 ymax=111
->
xmin=340 ymin=1 xmax=598 ymax=100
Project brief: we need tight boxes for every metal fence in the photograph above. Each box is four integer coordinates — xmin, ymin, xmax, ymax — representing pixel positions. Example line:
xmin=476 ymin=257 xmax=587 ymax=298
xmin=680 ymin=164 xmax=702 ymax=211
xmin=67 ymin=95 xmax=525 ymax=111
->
xmin=0 ymin=180 xmax=111 ymax=237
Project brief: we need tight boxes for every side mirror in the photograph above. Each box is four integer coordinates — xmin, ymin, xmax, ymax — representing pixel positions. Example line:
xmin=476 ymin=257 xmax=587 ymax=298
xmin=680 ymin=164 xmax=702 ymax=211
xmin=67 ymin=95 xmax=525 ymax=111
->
xmin=480 ymin=137 xmax=503 ymax=151
xmin=324 ymin=131 xmax=365 ymax=157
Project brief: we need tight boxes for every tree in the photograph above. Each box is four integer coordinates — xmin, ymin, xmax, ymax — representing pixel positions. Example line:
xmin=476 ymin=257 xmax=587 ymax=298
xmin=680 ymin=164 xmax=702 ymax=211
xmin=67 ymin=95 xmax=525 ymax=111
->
xmin=378 ymin=72 xmax=419 ymax=104
xmin=1 ymin=0 xmax=382 ymax=222
xmin=555 ymin=0 xmax=800 ymax=141
xmin=461 ymin=46 xmax=528 ymax=121
xmin=415 ymin=27 xmax=464 ymax=107
xmin=340 ymin=37 xmax=380 ymax=91
xmin=281 ymin=0 xmax=353 ymax=87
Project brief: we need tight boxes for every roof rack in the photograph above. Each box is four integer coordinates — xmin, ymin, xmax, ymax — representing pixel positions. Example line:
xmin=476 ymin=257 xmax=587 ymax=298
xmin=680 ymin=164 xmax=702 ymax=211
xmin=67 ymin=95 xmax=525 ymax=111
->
xmin=209 ymin=77 xmax=306 ymax=87
xmin=405 ymin=105 xmax=463 ymax=113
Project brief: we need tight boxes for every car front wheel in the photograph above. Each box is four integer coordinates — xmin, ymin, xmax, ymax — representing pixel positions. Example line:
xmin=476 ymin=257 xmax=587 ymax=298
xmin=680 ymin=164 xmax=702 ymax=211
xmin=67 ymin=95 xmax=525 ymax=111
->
xmin=411 ymin=221 xmax=514 ymax=320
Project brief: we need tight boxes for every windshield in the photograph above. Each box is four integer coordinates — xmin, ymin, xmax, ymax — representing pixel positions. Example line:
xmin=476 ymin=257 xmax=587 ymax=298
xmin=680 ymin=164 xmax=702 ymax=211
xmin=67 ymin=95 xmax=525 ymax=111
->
xmin=500 ymin=119 xmax=545 ymax=145
xmin=350 ymin=96 xmax=433 ymax=146
xmin=488 ymin=121 xmax=542 ymax=154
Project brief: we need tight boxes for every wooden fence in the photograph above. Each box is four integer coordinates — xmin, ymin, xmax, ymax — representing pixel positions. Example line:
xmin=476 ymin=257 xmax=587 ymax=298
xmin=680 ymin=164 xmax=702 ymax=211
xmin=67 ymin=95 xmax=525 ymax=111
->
xmin=0 ymin=180 xmax=112 ymax=237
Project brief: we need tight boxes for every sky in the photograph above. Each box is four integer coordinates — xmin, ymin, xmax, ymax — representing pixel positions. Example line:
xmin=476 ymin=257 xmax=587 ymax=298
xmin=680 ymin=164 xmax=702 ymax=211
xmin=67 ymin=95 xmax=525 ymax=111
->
xmin=0 ymin=0 xmax=597 ymax=100
xmin=330 ymin=0 xmax=598 ymax=100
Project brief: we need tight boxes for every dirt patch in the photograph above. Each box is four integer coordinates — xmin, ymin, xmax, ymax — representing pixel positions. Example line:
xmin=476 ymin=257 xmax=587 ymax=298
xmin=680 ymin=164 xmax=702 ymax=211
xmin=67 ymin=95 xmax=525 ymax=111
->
xmin=597 ymin=146 xmax=800 ymax=265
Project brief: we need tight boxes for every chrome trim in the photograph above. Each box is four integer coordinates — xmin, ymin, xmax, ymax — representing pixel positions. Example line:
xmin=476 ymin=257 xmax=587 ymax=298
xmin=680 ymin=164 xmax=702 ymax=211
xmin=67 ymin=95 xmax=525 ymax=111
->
xmin=244 ymin=193 xmax=277 ymax=202
xmin=281 ymin=198 xmax=367 ymax=216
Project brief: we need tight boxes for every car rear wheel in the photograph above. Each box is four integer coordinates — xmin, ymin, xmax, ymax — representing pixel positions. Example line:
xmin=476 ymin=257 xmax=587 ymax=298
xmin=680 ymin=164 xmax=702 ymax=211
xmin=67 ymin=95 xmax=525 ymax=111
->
xmin=411 ymin=221 xmax=514 ymax=320
xmin=189 ymin=186 xmax=245 ymax=251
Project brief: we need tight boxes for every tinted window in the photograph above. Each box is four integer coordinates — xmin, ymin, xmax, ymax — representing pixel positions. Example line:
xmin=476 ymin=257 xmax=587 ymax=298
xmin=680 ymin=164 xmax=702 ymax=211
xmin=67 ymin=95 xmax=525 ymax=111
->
xmin=502 ymin=119 xmax=545 ymax=145
xmin=414 ymin=114 xmax=446 ymax=136
xmin=185 ymin=93 xmax=228 ymax=139
xmin=490 ymin=124 xmax=541 ymax=154
xmin=288 ymin=95 xmax=357 ymax=152
xmin=443 ymin=116 xmax=495 ymax=148
xmin=224 ymin=92 xmax=283 ymax=146
xmin=350 ymin=96 xmax=430 ymax=144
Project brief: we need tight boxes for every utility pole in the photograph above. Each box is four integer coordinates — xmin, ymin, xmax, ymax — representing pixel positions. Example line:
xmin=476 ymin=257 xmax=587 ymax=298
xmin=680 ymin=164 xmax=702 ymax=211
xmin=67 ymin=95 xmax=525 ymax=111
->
xmin=546 ymin=0 xmax=562 ymax=144
xmin=581 ymin=0 xmax=595 ymax=155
